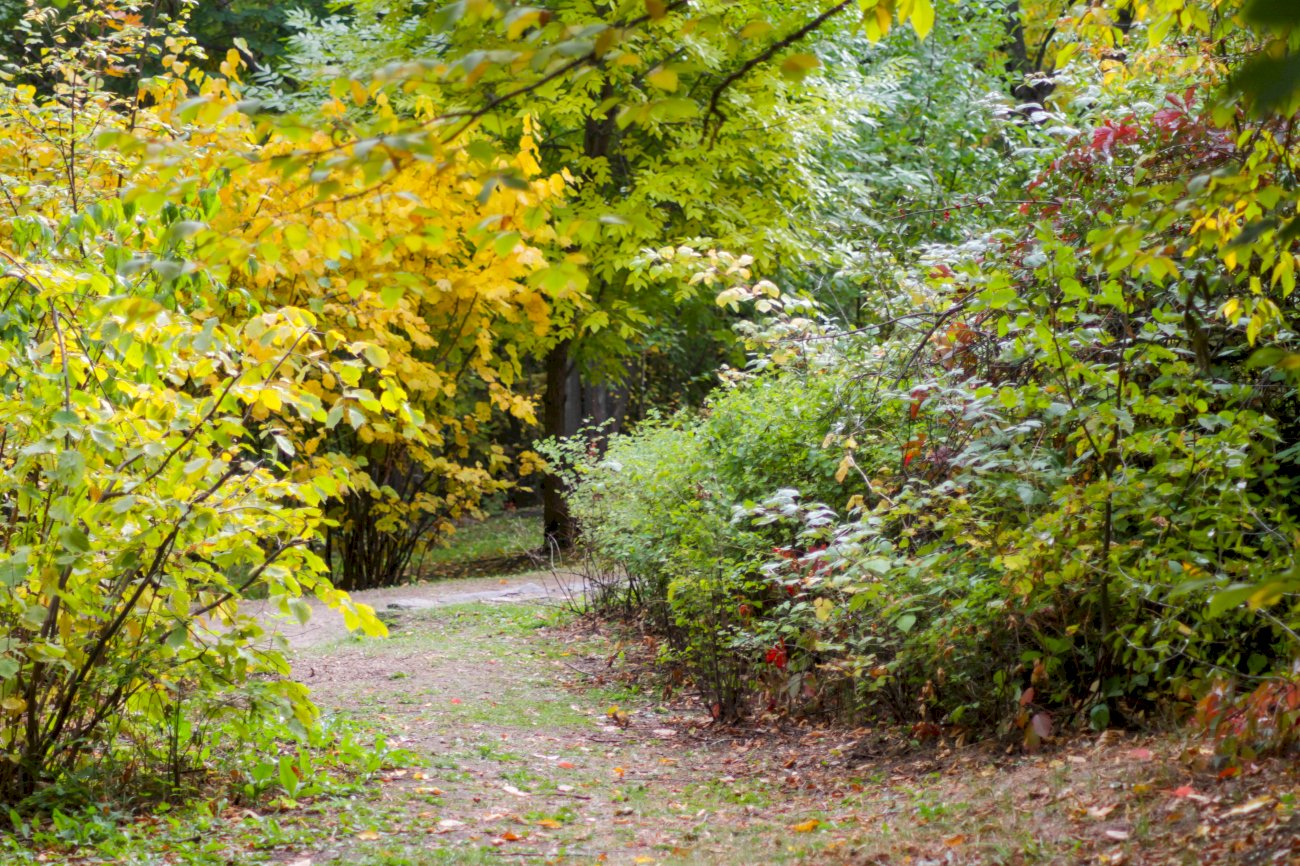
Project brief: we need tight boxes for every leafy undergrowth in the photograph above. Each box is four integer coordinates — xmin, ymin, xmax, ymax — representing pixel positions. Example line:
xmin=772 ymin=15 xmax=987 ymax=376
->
xmin=6 ymin=591 xmax=1295 ymax=866
xmin=412 ymin=509 xmax=549 ymax=581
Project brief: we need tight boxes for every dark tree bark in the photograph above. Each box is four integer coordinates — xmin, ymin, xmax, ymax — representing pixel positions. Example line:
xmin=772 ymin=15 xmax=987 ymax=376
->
xmin=1002 ymin=0 xmax=1032 ymax=80
xmin=542 ymin=339 xmax=576 ymax=549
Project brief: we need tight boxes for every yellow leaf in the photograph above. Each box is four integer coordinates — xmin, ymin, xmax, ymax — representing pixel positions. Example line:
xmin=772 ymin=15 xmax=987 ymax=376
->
xmin=350 ymin=80 xmax=369 ymax=107
xmin=2 ymin=696 xmax=26 ymax=716
xmin=792 ymin=819 xmax=821 ymax=833
xmin=647 ymin=67 xmax=678 ymax=92
xmin=534 ymin=819 xmax=563 ymax=829
xmin=875 ymin=5 xmax=892 ymax=37
xmin=814 ymin=598 xmax=834 ymax=622
xmin=910 ymin=0 xmax=935 ymax=39
xmin=780 ymin=53 xmax=821 ymax=79
xmin=356 ymin=830 xmax=380 ymax=841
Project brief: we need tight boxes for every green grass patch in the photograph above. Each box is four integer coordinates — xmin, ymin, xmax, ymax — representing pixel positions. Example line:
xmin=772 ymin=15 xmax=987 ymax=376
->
xmin=414 ymin=510 xmax=543 ymax=579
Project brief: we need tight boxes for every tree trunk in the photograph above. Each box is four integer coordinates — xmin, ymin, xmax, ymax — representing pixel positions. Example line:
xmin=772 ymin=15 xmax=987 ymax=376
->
xmin=1002 ymin=0 xmax=1032 ymax=80
xmin=542 ymin=339 xmax=577 ymax=549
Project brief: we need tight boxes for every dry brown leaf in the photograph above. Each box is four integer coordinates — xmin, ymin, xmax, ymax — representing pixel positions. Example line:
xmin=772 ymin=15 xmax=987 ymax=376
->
xmin=1225 ymin=796 xmax=1273 ymax=817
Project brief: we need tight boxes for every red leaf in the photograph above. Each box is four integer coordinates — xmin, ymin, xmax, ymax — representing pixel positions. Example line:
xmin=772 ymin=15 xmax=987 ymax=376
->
xmin=1091 ymin=125 xmax=1117 ymax=153
xmin=1170 ymin=785 xmax=1197 ymax=798
xmin=766 ymin=641 xmax=788 ymax=670
xmin=1128 ymin=747 xmax=1153 ymax=761
xmin=1019 ymin=687 xmax=1035 ymax=706
xmin=1152 ymin=107 xmax=1185 ymax=133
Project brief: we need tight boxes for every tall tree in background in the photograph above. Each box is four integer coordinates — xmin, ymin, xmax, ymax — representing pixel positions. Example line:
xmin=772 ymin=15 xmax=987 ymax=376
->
xmin=316 ymin=0 xmax=941 ymax=545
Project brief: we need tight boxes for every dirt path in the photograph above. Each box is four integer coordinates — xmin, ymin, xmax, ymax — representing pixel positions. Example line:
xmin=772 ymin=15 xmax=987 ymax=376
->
xmin=256 ymin=570 xmax=584 ymax=650
xmin=255 ymin=586 xmax=1299 ymax=866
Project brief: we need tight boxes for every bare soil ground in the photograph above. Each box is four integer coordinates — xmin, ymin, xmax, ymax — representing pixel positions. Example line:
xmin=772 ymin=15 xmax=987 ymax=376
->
xmin=255 ymin=573 xmax=1299 ymax=866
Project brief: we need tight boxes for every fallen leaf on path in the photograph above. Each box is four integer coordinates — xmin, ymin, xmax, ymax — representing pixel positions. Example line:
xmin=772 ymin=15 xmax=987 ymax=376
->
xmin=558 ymin=761 xmax=575 ymax=769
xmin=356 ymin=830 xmax=380 ymax=841
xmin=1105 ymin=829 xmax=1130 ymax=841
xmin=1128 ymin=748 xmax=1153 ymax=761
xmin=1225 ymin=796 xmax=1272 ymax=817
xmin=1168 ymin=785 xmax=1209 ymax=803
xmin=535 ymin=819 xmax=564 ymax=829
xmin=501 ymin=784 xmax=529 ymax=797
xmin=792 ymin=819 xmax=821 ymax=833
xmin=437 ymin=819 xmax=465 ymax=829
xmin=499 ymin=831 xmax=522 ymax=841
xmin=1087 ymin=805 xmax=1117 ymax=819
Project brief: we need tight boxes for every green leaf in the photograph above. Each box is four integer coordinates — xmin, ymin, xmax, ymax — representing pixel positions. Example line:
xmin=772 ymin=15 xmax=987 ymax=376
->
xmin=1244 ymin=0 xmax=1300 ymax=28
xmin=1207 ymin=584 xmax=1255 ymax=618
xmin=1234 ymin=52 xmax=1300 ymax=117
xmin=492 ymin=231 xmax=521 ymax=257
xmin=982 ymin=287 xmax=1019 ymax=309
xmin=59 ymin=526 xmax=90 ymax=555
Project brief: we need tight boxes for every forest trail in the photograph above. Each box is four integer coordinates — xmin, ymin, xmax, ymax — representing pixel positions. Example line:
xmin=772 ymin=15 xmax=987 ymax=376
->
xmin=255 ymin=580 xmax=1298 ymax=866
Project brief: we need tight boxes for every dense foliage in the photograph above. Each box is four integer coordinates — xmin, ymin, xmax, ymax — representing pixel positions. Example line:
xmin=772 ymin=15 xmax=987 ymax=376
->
xmin=562 ymin=0 xmax=1300 ymax=754
xmin=1 ymin=0 xmax=1296 ymax=824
